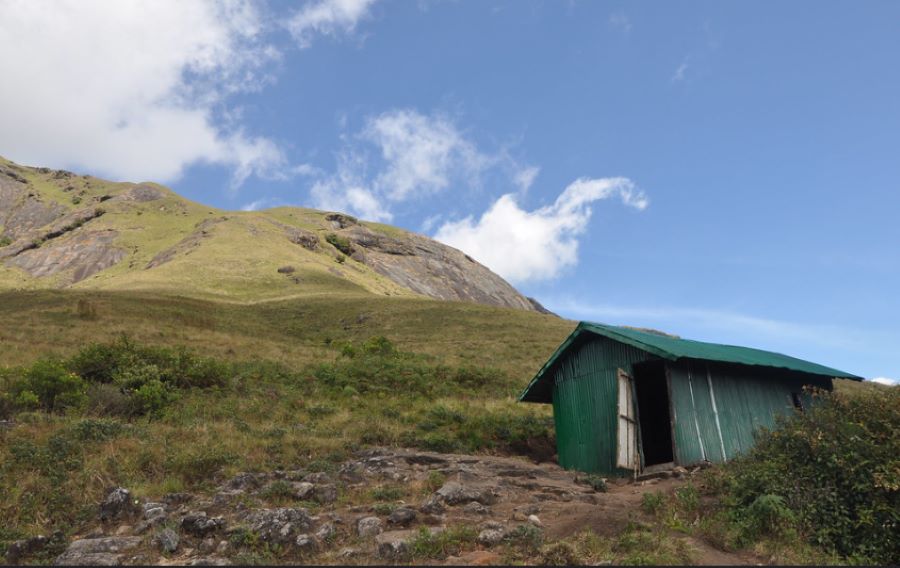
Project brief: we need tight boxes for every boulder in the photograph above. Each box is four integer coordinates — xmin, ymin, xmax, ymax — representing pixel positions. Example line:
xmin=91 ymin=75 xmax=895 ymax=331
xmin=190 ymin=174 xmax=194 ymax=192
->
xmin=356 ymin=516 xmax=383 ymax=538
xmin=375 ymin=530 xmax=414 ymax=560
xmin=181 ymin=512 xmax=226 ymax=537
xmin=435 ymin=481 xmax=499 ymax=505
xmin=154 ymin=528 xmax=180 ymax=554
xmin=294 ymin=534 xmax=318 ymax=553
xmin=243 ymin=508 xmax=313 ymax=544
xmin=387 ymin=507 xmax=416 ymax=526
xmin=54 ymin=537 xmax=142 ymax=566
xmin=99 ymin=487 xmax=139 ymax=522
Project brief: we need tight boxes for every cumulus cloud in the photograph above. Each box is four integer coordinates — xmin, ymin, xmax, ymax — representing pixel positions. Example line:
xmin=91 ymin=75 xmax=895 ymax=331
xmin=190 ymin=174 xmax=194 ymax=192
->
xmin=0 ymin=0 xmax=290 ymax=187
xmin=434 ymin=177 xmax=647 ymax=283
xmin=287 ymin=0 xmax=378 ymax=48
xmin=871 ymin=377 xmax=898 ymax=386
xmin=309 ymin=150 xmax=393 ymax=222
xmin=513 ymin=165 xmax=540 ymax=193
xmin=364 ymin=109 xmax=489 ymax=200
xmin=310 ymin=108 xmax=490 ymax=221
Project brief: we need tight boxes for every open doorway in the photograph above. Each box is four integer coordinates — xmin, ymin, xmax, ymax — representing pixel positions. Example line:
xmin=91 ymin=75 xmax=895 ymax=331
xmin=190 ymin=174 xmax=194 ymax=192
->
xmin=632 ymin=360 xmax=674 ymax=468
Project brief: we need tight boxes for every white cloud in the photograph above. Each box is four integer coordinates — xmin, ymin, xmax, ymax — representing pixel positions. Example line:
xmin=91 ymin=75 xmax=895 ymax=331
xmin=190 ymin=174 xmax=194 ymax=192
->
xmin=871 ymin=377 xmax=898 ymax=386
xmin=513 ymin=165 xmax=540 ymax=193
xmin=609 ymin=10 xmax=632 ymax=34
xmin=364 ymin=109 xmax=489 ymax=201
xmin=309 ymin=150 xmax=393 ymax=222
xmin=309 ymin=108 xmax=491 ymax=221
xmin=287 ymin=0 xmax=378 ymax=48
xmin=0 ymin=0 xmax=289 ymax=187
xmin=672 ymin=58 xmax=690 ymax=83
xmin=434 ymin=177 xmax=647 ymax=283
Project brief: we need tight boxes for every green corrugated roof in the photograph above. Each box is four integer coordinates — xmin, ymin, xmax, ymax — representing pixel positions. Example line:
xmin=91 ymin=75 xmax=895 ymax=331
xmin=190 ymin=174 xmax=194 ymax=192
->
xmin=520 ymin=321 xmax=862 ymax=403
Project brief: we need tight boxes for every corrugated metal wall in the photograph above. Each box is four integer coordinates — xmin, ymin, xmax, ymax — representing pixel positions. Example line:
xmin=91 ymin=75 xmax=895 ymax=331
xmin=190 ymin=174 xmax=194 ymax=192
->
xmin=668 ymin=360 xmax=831 ymax=465
xmin=551 ymin=336 xmax=650 ymax=475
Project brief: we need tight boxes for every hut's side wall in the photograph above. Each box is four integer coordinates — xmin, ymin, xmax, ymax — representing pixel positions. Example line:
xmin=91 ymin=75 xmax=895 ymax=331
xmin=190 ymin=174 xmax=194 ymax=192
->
xmin=551 ymin=336 xmax=650 ymax=475
xmin=668 ymin=360 xmax=832 ymax=465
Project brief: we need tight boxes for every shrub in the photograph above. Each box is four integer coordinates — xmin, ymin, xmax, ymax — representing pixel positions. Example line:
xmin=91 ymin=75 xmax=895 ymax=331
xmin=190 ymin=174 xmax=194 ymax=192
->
xmin=325 ymin=233 xmax=353 ymax=256
xmin=10 ymin=359 xmax=86 ymax=412
xmin=71 ymin=418 xmax=125 ymax=441
xmin=708 ymin=387 xmax=900 ymax=564
xmin=0 ymin=235 xmax=12 ymax=247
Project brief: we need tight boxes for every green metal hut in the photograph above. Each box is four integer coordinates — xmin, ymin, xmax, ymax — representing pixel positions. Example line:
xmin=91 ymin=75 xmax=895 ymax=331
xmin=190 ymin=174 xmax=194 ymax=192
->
xmin=519 ymin=322 xmax=862 ymax=476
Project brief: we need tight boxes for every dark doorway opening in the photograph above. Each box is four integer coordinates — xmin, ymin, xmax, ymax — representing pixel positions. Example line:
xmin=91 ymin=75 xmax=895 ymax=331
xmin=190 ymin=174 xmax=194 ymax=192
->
xmin=632 ymin=360 xmax=675 ymax=467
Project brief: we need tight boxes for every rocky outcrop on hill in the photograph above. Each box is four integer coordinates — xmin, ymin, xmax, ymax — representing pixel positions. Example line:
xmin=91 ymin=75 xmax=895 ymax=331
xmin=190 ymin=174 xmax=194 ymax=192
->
xmin=335 ymin=221 xmax=537 ymax=312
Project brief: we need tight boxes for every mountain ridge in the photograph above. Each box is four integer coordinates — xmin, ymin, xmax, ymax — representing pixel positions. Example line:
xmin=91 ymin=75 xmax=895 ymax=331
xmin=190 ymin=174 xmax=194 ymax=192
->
xmin=0 ymin=156 xmax=547 ymax=312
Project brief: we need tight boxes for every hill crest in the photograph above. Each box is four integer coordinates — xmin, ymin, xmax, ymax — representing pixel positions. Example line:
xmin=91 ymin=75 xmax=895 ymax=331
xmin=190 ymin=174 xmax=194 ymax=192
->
xmin=0 ymin=156 xmax=546 ymax=312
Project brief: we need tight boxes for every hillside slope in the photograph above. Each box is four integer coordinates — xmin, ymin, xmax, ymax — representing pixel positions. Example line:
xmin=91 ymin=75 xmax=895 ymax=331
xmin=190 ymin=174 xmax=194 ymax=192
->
xmin=0 ymin=156 xmax=543 ymax=311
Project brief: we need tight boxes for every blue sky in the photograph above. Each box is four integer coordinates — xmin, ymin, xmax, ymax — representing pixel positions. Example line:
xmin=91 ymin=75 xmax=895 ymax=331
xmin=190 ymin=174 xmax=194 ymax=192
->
xmin=1 ymin=0 xmax=898 ymax=383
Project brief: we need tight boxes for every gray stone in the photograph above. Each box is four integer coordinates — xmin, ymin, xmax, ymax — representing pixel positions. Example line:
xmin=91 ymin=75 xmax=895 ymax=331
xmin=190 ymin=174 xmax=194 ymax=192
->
xmin=154 ymin=528 xmax=179 ymax=554
xmin=436 ymin=481 xmax=499 ymax=505
xmin=200 ymin=538 xmax=216 ymax=554
xmin=375 ymin=530 xmax=415 ymax=559
xmin=477 ymin=528 xmax=505 ymax=547
xmin=222 ymin=472 xmax=264 ymax=492
xmin=54 ymin=537 xmax=142 ymax=566
xmin=419 ymin=494 xmax=445 ymax=514
xmin=243 ymin=508 xmax=313 ymax=544
xmin=6 ymin=532 xmax=63 ymax=564
xmin=463 ymin=501 xmax=489 ymax=515
xmin=357 ymin=516 xmax=383 ymax=538
xmin=99 ymin=488 xmax=138 ymax=522
xmin=181 ymin=512 xmax=225 ymax=536
xmin=387 ymin=507 xmax=417 ymax=526
xmin=315 ymin=522 xmax=336 ymax=542
xmin=290 ymin=481 xmax=315 ymax=500
xmin=302 ymin=472 xmax=333 ymax=485
xmin=294 ymin=534 xmax=318 ymax=553
xmin=338 ymin=547 xmax=361 ymax=558
xmin=313 ymin=484 xmax=338 ymax=504
xmin=528 ymin=514 xmax=543 ymax=527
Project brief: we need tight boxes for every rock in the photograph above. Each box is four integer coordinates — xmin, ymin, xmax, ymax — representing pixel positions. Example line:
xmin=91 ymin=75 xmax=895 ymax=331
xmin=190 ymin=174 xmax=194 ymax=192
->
xmin=436 ymin=481 xmax=499 ymax=505
xmin=154 ymin=528 xmax=180 ymax=554
xmin=315 ymin=522 xmax=336 ymax=542
xmin=163 ymin=493 xmax=193 ymax=506
xmin=672 ymin=466 xmax=689 ymax=478
xmin=477 ymin=528 xmax=505 ymax=547
xmin=419 ymin=495 xmax=446 ymax=514
xmin=313 ymin=484 xmax=338 ymax=504
xmin=277 ymin=266 xmax=296 ymax=274
xmin=387 ymin=507 xmax=417 ymax=526
xmin=463 ymin=501 xmax=490 ymax=515
xmin=357 ymin=516 xmax=383 ymax=538
xmin=181 ymin=512 xmax=226 ymax=537
xmin=99 ymin=487 xmax=138 ymax=522
xmin=5 ymin=532 xmax=63 ymax=564
xmin=222 ymin=472 xmax=264 ymax=492
xmin=243 ymin=508 xmax=313 ymax=544
xmin=294 ymin=534 xmax=318 ymax=553
xmin=302 ymin=472 xmax=333 ymax=485
xmin=289 ymin=481 xmax=315 ymax=500
xmin=325 ymin=213 xmax=357 ymax=229
xmin=528 ymin=514 xmax=543 ymax=528
xmin=54 ymin=537 xmax=142 ymax=566
xmin=375 ymin=530 xmax=415 ymax=560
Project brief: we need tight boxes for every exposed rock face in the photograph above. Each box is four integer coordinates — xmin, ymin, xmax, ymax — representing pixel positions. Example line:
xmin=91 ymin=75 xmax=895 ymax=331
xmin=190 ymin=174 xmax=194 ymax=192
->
xmin=0 ymin=166 xmax=67 ymax=239
xmin=7 ymin=230 xmax=125 ymax=283
xmin=340 ymin=224 xmax=537 ymax=312
xmin=145 ymin=218 xmax=227 ymax=269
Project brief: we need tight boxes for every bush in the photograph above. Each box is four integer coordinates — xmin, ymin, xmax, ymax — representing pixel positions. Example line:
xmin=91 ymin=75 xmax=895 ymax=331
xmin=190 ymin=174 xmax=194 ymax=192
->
xmin=9 ymin=359 xmax=86 ymax=412
xmin=325 ymin=233 xmax=353 ymax=256
xmin=708 ymin=387 xmax=900 ymax=564
xmin=0 ymin=235 xmax=12 ymax=247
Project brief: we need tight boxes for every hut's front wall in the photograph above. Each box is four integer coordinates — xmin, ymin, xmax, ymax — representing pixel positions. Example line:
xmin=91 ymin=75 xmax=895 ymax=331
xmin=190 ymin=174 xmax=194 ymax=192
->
xmin=667 ymin=360 xmax=832 ymax=465
xmin=551 ymin=335 xmax=650 ymax=475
